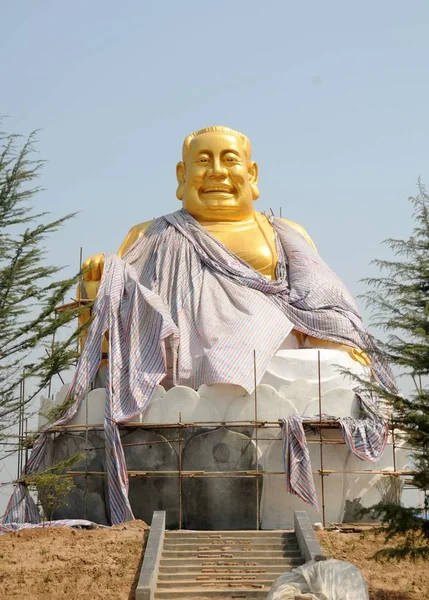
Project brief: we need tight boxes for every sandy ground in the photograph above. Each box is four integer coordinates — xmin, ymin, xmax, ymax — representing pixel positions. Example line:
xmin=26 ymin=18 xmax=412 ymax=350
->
xmin=0 ymin=524 xmax=427 ymax=599
xmin=317 ymin=530 xmax=429 ymax=599
xmin=0 ymin=520 xmax=148 ymax=600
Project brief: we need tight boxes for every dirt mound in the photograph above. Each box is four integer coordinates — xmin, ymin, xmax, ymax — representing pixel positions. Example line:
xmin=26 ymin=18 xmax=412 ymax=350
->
xmin=0 ymin=524 xmax=147 ymax=599
xmin=317 ymin=530 xmax=429 ymax=599
xmin=111 ymin=519 xmax=149 ymax=530
xmin=0 ymin=526 xmax=427 ymax=599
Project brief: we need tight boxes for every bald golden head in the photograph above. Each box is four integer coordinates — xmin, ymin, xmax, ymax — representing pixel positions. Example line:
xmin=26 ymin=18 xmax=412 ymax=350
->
xmin=182 ymin=126 xmax=252 ymax=164
xmin=177 ymin=126 xmax=259 ymax=222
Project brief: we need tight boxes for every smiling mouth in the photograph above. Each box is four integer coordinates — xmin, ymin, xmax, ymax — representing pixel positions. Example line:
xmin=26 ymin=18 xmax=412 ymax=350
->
xmin=200 ymin=186 xmax=235 ymax=194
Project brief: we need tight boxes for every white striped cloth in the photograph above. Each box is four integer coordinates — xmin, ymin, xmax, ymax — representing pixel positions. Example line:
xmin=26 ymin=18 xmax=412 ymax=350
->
xmin=0 ymin=520 xmax=97 ymax=534
xmin=283 ymin=415 xmax=320 ymax=511
xmin=282 ymin=391 xmax=389 ymax=511
xmin=3 ymin=209 xmax=395 ymax=524
xmin=2 ymin=482 xmax=40 ymax=524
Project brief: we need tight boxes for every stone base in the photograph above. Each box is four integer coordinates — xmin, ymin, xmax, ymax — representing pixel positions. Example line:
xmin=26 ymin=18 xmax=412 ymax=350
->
xmin=37 ymin=349 xmax=410 ymax=528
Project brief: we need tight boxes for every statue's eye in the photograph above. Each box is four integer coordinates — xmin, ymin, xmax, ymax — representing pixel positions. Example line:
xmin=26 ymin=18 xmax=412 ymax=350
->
xmin=198 ymin=157 xmax=209 ymax=164
xmin=224 ymin=154 xmax=239 ymax=164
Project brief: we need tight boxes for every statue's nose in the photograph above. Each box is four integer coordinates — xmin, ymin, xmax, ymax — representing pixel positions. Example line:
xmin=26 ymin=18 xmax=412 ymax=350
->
xmin=208 ymin=159 xmax=228 ymax=180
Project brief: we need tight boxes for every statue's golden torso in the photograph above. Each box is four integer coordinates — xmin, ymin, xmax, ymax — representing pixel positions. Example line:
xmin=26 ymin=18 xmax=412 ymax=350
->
xmin=204 ymin=214 xmax=280 ymax=279
xmin=118 ymin=212 xmax=315 ymax=281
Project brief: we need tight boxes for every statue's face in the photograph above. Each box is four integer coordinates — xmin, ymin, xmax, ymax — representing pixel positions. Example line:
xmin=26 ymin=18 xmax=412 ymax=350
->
xmin=176 ymin=132 xmax=258 ymax=222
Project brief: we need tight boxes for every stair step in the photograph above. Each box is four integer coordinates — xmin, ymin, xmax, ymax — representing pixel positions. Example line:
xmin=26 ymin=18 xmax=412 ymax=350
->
xmin=158 ymin=578 xmax=277 ymax=587
xmin=158 ymin=577 xmax=281 ymax=584
xmin=158 ymin=564 xmax=301 ymax=576
xmin=162 ymin=550 xmax=301 ymax=559
xmin=160 ymin=557 xmax=303 ymax=566
xmin=155 ymin=529 xmax=303 ymax=598
xmin=155 ymin=586 xmax=270 ymax=598
xmin=165 ymin=531 xmax=294 ymax=538
xmin=163 ymin=542 xmax=299 ymax=550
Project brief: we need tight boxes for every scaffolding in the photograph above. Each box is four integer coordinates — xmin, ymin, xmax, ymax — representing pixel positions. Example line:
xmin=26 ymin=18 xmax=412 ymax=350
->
xmin=18 ymin=350 xmax=417 ymax=529
xmin=10 ymin=244 xmax=419 ymax=527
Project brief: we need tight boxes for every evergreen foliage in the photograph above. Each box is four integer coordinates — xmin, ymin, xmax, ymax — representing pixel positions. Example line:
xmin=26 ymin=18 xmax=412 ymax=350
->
xmin=0 ymin=126 xmax=84 ymax=443
xmin=362 ymin=181 xmax=429 ymax=560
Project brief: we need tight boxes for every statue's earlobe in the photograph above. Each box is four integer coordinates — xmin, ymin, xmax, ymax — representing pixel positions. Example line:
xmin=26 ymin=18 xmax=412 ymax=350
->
xmin=176 ymin=162 xmax=186 ymax=200
xmin=249 ymin=161 xmax=259 ymax=200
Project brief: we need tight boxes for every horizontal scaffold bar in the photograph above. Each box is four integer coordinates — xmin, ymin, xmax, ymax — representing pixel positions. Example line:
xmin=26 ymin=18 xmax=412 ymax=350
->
xmin=62 ymin=469 xmax=416 ymax=478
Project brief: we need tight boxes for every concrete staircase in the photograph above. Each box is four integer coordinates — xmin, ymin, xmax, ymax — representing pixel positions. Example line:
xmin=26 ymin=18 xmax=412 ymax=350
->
xmin=154 ymin=530 xmax=305 ymax=599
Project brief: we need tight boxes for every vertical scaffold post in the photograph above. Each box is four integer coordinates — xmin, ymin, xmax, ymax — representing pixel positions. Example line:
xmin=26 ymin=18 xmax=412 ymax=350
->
xmin=391 ymin=416 xmax=397 ymax=474
xmin=17 ymin=378 xmax=23 ymax=478
xmin=20 ymin=375 xmax=25 ymax=477
xmin=84 ymin=360 xmax=89 ymax=520
xmin=178 ymin=411 xmax=182 ymax=530
xmin=253 ymin=350 xmax=260 ymax=530
xmin=77 ymin=246 xmax=83 ymax=354
xmin=24 ymin=417 xmax=29 ymax=466
xmin=317 ymin=351 xmax=326 ymax=527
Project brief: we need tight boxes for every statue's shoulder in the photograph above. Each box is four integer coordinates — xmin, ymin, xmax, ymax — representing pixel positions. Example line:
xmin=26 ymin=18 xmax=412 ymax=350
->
xmin=117 ymin=220 xmax=155 ymax=257
xmin=278 ymin=218 xmax=317 ymax=251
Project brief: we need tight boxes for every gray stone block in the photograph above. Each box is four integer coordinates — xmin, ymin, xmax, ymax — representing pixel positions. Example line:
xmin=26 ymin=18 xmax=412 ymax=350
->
xmin=182 ymin=427 xmax=261 ymax=530
xmin=294 ymin=510 xmax=325 ymax=563
xmin=46 ymin=433 xmax=109 ymax=525
xmin=136 ymin=511 xmax=165 ymax=600
xmin=120 ymin=429 xmax=179 ymax=528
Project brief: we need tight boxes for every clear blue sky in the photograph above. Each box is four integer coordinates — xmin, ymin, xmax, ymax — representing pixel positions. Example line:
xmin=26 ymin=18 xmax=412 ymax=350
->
xmin=2 ymin=0 xmax=429 ymax=301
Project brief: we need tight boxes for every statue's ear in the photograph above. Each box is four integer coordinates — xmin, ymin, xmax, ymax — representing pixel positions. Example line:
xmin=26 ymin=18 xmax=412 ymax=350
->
xmin=176 ymin=161 xmax=186 ymax=200
xmin=249 ymin=161 xmax=259 ymax=200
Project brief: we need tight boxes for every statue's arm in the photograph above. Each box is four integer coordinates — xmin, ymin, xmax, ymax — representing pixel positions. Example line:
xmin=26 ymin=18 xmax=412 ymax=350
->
xmin=117 ymin=220 xmax=154 ymax=257
xmin=77 ymin=219 xmax=154 ymax=352
xmin=280 ymin=218 xmax=318 ymax=252
xmin=280 ymin=219 xmax=371 ymax=365
xmin=80 ymin=219 xmax=155 ymax=292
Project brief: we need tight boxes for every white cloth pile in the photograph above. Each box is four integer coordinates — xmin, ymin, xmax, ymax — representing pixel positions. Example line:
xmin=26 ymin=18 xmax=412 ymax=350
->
xmin=266 ymin=559 xmax=369 ymax=600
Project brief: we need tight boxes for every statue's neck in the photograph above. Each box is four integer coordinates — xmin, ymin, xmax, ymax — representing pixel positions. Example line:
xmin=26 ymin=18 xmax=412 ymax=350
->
xmin=195 ymin=211 xmax=261 ymax=231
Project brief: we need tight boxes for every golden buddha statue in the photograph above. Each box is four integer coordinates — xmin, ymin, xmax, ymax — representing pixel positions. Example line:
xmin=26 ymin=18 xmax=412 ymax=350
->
xmin=80 ymin=126 xmax=369 ymax=365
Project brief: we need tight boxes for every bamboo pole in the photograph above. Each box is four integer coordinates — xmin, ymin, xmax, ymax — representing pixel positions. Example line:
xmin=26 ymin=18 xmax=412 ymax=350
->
xmin=254 ymin=350 xmax=259 ymax=531
xmin=318 ymin=351 xmax=326 ymax=527
xmin=64 ymin=469 xmax=416 ymax=478
xmin=82 ymin=437 xmax=352 ymax=452
xmin=178 ymin=412 xmax=183 ymax=530
xmin=84 ymin=365 xmax=89 ymax=520
xmin=17 ymin=379 xmax=23 ymax=478
xmin=48 ymin=418 xmax=354 ymax=432
xmin=391 ymin=416 xmax=397 ymax=474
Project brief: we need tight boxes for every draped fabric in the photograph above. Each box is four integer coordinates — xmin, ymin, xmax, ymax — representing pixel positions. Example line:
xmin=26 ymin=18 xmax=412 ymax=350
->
xmin=282 ymin=392 xmax=388 ymax=510
xmin=125 ymin=210 xmax=395 ymax=392
xmin=0 ymin=520 xmax=97 ymax=534
xmin=2 ymin=482 xmax=40 ymax=524
xmin=283 ymin=415 xmax=320 ymax=511
xmin=3 ymin=209 xmax=395 ymax=524
xmin=4 ymin=257 xmax=179 ymax=525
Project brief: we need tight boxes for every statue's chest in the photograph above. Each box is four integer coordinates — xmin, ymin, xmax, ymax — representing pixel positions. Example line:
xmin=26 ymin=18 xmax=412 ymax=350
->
xmin=203 ymin=220 xmax=277 ymax=279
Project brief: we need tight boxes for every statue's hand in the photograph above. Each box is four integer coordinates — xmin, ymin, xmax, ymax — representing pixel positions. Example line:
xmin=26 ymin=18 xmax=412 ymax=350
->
xmin=77 ymin=254 xmax=105 ymax=352
xmin=82 ymin=253 xmax=104 ymax=281
xmin=81 ymin=253 xmax=105 ymax=299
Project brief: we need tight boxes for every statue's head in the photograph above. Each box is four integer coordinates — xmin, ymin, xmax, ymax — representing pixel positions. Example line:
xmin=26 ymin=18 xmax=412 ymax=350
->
xmin=176 ymin=126 xmax=259 ymax=222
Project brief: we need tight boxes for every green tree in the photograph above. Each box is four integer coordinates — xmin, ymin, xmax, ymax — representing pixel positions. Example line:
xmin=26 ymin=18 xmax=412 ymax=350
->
xmin=26 ymin=454 xmax=85 ymax=522
xmin=362 ymin=181 xmax=429 ymax=560
xmin=0 ymin=126 xmax=84 ymax=447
